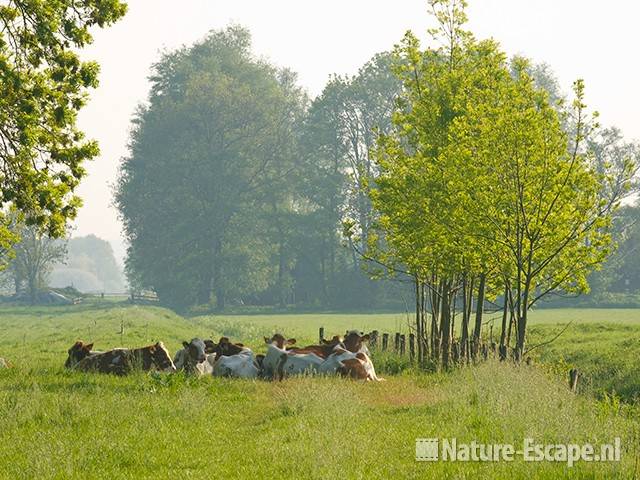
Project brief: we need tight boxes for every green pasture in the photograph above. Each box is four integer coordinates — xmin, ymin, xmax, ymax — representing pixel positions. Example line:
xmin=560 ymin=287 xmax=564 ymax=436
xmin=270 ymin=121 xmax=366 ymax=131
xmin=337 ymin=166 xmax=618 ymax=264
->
xmin=0 ymin=302 xmax=638 ymax=479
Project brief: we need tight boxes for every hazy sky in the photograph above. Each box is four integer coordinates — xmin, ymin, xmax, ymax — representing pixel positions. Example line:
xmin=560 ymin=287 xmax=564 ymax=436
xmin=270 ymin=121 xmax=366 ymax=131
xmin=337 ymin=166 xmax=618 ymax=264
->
xmin=73 ymin=0 xmax=640 ymax=262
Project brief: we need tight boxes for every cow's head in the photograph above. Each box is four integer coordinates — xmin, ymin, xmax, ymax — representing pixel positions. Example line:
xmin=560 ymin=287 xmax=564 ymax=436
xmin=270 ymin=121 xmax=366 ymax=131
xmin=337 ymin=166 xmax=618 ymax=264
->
xmin=182 ymin=338 xmax=207 ymax=363
xmin=264 ymin=333 xmax=296 ymax=350
xmin=254 ymin=354 xmax=265 ymax=372
xmin=149 ymin=342 xmax=176 ymax=372
xmin=321 ymin=335 xmax=343 ymax=347
xmin=343 ymin=330 xmax=370 ymax=353
xmin=65 ymin=340 xmax=94 ymax=368
xmin=213 ymin=337 xmax=246 ymax=357
xmin=204 ymin=339 xmax=217 ymax=354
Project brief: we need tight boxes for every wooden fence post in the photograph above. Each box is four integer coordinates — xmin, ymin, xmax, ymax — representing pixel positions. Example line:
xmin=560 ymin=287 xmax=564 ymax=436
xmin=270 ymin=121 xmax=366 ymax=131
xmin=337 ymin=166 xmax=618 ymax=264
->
xmin=400 ymin=334 xmax=406 ymax=356
xmin=370 ymin=330 xmax=379 ymax=349
xmin=409 ymin=333 xmax=415 ymax=362
xmin=569 ymin=369 xmax=580 ymax=392
xmin=452 ymin=341 xmax=460 ymax=363
xmin=319 ymin=327 xmax=324 ymax=343
xmin=382 ymin=333 xmax=389 ymax=351
xmin=394 ymin=332 xmax=401 ymax=352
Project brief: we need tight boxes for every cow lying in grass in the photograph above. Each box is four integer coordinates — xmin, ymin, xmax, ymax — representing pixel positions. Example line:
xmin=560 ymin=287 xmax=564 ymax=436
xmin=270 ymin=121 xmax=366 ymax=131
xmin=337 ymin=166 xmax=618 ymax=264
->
xmin=208 ymin=337 xmax=260 ymax=378
xmin=262 ymin=334 xmax=323 ymax=380
xmin=67 ymin=341 xmax=176 ymax=375
xmin=174 ymin=338 xmax=216 ymax=376
xmin=263 ymin=331 xmax=382 ymax=381
xmin=65 ymin=341 xmax=101 ymax=368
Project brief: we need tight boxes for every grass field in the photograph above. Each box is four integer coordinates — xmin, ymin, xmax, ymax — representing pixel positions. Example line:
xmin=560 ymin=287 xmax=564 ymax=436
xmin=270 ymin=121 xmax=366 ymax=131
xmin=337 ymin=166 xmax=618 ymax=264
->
xmin=0 ymin=301 xmax=639 ymax=479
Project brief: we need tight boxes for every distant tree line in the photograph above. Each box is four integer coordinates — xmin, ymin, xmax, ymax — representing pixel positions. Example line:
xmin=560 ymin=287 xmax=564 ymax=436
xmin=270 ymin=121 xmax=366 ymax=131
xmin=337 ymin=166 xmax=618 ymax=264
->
xmin=115 ymin=26 xmax=406 ymax=310
xmin=116 ymin=7 xmax=639 ymax=333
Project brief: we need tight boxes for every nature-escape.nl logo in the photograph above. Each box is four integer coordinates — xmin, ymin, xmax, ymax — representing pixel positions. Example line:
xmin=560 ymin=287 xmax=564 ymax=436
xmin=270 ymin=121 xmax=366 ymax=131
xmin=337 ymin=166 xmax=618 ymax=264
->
xmin=415 ymin=438 xmax=621 ymax=467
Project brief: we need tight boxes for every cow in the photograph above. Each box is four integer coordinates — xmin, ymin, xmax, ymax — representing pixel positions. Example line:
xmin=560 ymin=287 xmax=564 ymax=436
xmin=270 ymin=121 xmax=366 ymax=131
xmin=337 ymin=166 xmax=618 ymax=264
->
xmin=65 ymin=341 xmax=102 ymax=368
xmin=209 ymin=337 xmax=259 ymax=378
xmin=262 ymin=334 xmax=325 ymax=380
xmin=337 ymin=351 xmax=381 ymax=381
xmin=72 ymin=342 xmax=176 ymax=375
xmin=174 ymin=338 xmax=208 ymax=375
xmin=318 ymin=334 xmax=383 ymax=381
xmin=342 ymin=330 xmax=371 ymax=354
xmin=284 ymin=334 xmax=345 ymax=359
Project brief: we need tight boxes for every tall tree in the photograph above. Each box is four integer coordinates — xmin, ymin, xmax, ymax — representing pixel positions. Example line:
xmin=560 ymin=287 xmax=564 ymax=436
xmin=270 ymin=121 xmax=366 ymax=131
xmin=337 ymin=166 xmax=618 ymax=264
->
xmin=116 ymin=26 xmax=304 ymax=309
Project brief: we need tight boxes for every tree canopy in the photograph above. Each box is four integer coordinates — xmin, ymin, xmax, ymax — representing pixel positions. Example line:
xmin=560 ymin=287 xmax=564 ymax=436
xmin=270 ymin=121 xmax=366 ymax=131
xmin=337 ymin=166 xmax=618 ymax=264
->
xmin=0 ymin=0 xmax=126 ymax=245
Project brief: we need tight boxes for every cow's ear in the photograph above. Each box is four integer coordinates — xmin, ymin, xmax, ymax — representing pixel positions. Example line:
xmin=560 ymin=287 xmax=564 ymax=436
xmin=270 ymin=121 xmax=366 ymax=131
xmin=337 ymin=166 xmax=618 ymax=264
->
xmin=73 ymin=341 xmax=83 ymax=348
xmin=85 ymin=343 xmax=94 ymax=351
xmin=362 ymin=334 xmax=370 ymax=341
xmin=286 ymin=338 xmax=296 ymax=345
xmin=236 ymin=343 xmax=244 ymax=347
xmin=264 ymin=336 xmax=270 ymax=344
xmin=182 ymin=341 xmax=189 ymax=348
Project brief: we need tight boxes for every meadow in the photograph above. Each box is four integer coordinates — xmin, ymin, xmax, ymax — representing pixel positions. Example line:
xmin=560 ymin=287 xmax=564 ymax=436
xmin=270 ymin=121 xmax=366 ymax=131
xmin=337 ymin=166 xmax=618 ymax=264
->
xmin=0 ymin=301 xmax=638 ymax=479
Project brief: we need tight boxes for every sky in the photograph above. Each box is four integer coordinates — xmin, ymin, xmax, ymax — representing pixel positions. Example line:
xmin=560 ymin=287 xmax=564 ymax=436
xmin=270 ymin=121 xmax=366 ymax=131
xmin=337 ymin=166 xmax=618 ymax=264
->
xmin=73 ymin=0 xmax=640 ymax=263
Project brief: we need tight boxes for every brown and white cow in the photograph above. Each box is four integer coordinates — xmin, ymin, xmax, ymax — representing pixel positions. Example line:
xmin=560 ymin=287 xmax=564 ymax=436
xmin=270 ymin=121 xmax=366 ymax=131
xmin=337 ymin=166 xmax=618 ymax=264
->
xmin=71 ymin=342 xmax=176 ymax=375
xmin=174 ymin=338 xmax=210 ymax=375
xmin=317 ymin=331 xmax=382 ymax=381
xmin=342 ymin=330 xmax=371 ymax=354
xmin=65 ymin=341 xmax=106 ymax=368
xmin=262 ymin=334 xmax=325 ymax=380
xmin=209 ymin=337 xmax=259 ymax=378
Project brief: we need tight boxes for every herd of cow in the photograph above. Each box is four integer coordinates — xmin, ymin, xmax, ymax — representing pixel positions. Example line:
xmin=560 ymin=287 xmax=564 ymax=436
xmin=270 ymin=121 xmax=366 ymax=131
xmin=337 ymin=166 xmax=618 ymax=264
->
xmin=62 ymin=330 xmax=383 ymax=381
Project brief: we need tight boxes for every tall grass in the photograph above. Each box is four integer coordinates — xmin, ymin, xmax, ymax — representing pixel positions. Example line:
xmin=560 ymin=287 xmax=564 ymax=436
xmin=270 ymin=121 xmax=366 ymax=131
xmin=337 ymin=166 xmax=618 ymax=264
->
xmin=0 ymin=302 xmax=638 ymax=479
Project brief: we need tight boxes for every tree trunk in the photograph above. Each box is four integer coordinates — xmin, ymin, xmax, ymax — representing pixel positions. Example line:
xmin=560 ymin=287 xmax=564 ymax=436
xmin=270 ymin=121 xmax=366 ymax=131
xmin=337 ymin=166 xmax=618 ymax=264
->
xmin=415 ymin=278 xmax=423 ymax=366
xmin=212 ymin=238 xmax=225 ymax=310
xmin=278 ymin=239 xmax=286 ymax=307
xmin=471 ymin=272 xmax=486 ymax=359
xmin=460 ymin=276 xmax=470 ymax=361
xmin=440 ymin=281 xmax=451 ymax=369
xmin=499 ymin=284 xmax=509 ymax=360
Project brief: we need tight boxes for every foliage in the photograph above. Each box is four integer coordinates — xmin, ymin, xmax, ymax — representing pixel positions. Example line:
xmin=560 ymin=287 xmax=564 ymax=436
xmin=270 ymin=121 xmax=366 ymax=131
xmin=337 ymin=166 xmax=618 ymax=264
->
xmin=50 ymin=234 xmax=124 ymax=292
xmin=117 ymin=27 xmax=406 ymax=311
xmin=0 ymin=0 xmax=126 ymax=249
xmin=9 ymin=221 xmax=67 ymax=303
xmin=367 ymin=0 xmax=636 ymax=364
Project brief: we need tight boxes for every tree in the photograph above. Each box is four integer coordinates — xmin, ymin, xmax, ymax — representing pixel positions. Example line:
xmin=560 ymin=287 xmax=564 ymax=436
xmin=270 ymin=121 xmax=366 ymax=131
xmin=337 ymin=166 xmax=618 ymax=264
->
xmin=116 ymin=26 xmax=305 ymax=309
xmin=369 ymin=0 xmax=635 ymax=366
xmin=11 ymin=223 xmax=67 ymax=303
xmin=299 ymin=53 xmax=401 ymax=307
xmin=50 ymin=234 xmax=125 ymax=292
xmin=0 ymin=0 xmax=126 ymax=247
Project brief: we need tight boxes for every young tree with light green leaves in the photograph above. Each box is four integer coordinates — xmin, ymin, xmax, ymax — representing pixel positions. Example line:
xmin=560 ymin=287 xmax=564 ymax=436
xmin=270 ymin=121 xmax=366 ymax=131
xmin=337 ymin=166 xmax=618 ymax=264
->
xmin=369 ymin=0 xmax=634 ymax=366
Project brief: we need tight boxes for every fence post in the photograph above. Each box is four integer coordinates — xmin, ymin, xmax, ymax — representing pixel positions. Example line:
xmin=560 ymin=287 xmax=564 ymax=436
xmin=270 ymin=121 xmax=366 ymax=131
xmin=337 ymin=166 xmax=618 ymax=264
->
xmin=394 ymin=332 xmax=401 ymax=352
xmin=452 ymin=341 xmax=460 ymax=363
xmin=409 ymin=333 xmax=415 ymax=362
xmin=319 ymin=327 xmax=324 ymax=343
xmin=399 ymin=334 xmax=406 ymax=356
xmin=569 ymin=369 xmax=580 ymax=392
xmin=370 ymin=330 xmax=379 ymax=350
xmin=382 ymin=333 xmax=389 ymax=351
